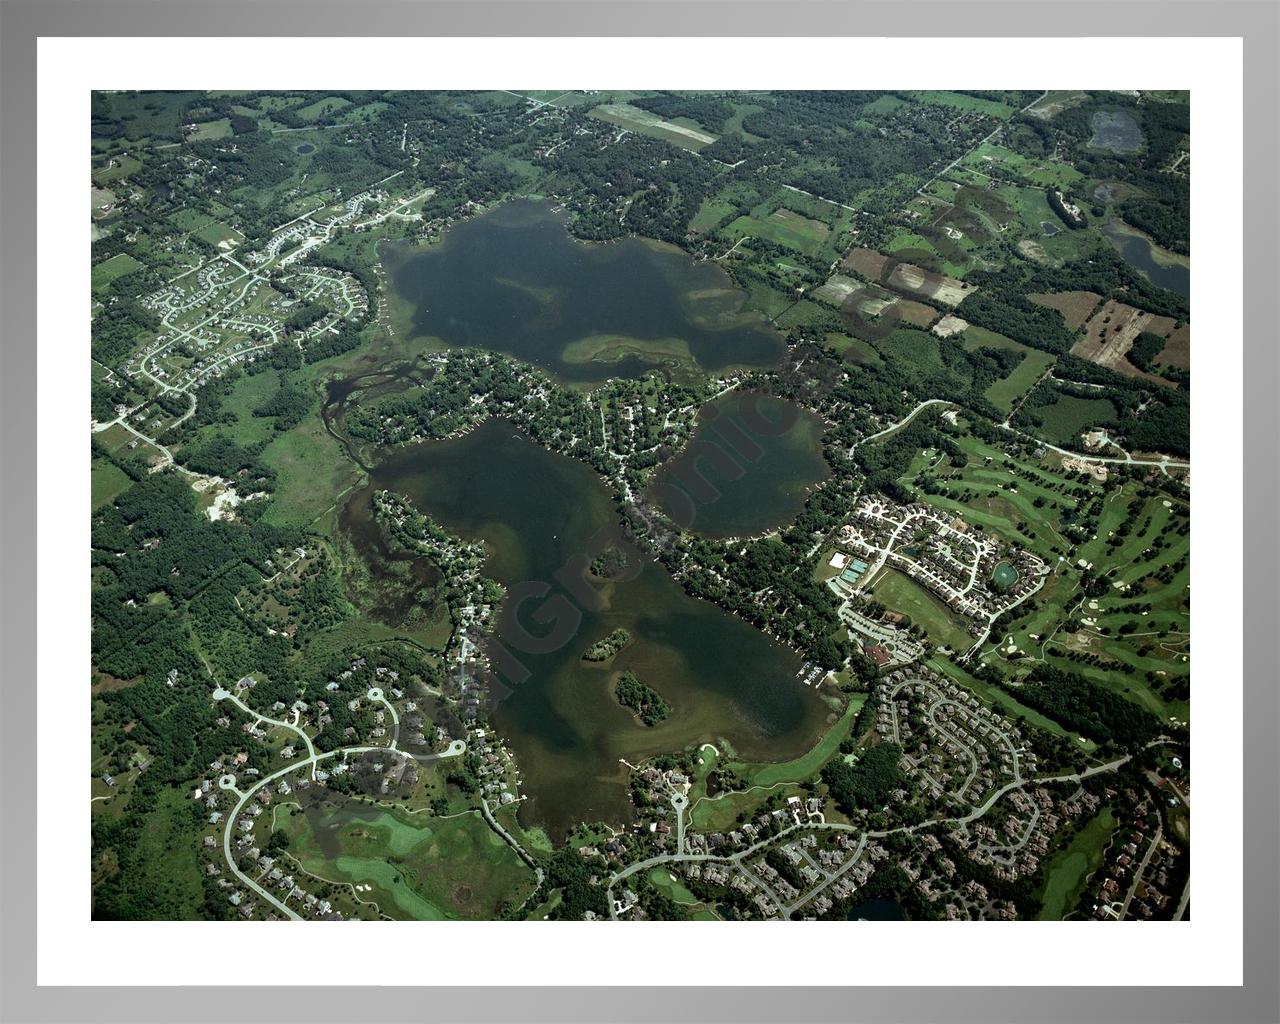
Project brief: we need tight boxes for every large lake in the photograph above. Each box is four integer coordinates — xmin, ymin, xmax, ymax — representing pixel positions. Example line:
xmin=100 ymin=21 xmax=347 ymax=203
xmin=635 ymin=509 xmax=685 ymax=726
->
xmin=646 ymin=390 xmax=830 ymax=539
xmin=353 ymin=418 xmax=831 ymax=837
xmin=385 ymin=199 xmax=787 ymax=381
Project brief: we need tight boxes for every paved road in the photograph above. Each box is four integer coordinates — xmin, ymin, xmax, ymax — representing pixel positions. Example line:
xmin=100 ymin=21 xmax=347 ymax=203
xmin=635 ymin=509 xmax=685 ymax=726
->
xmin=215 ymin=688 xmax=466 ymax=920
xmin=847 ymin=399 xmax=955 ymax=457
xmin=1120 ymin=821 xmax=1164 ymax=919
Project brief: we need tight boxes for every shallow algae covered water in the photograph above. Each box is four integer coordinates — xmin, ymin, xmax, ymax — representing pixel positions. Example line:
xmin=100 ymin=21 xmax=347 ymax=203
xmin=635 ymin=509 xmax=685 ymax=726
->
xmin=353 ymin=418 xmax=832 ymax=837
xmin=646 ymin=389 xmax=830 ymax=539
xmin=384 ymin=198 xmax=787 ymax=381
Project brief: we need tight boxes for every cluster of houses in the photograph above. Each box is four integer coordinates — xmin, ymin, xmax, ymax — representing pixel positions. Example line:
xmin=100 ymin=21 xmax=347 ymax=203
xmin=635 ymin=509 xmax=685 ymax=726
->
xmin=1087 ymin=790 xmax=1182 ymax=921
xmin=880 ymin=669 xmax=1029 ymax=807
xmin=966 ymin=785 xmax=1063 ymax=881
xmin=835 ymin=496 xmax=1049 ymax=628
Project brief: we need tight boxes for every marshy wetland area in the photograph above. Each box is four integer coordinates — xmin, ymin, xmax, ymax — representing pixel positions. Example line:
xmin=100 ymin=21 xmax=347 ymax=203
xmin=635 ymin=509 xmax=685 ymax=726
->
xmin=91 ymin=89 xmax=1192 ymax=924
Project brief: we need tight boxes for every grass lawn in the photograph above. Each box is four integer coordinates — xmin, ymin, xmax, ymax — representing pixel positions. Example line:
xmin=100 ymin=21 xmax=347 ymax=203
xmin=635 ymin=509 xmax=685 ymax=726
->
xmin=1037 ymin=805 xmax=1117 ymax=919
xmin=864 ymin=568 xmax=974 ymax=653
xmin=648 ymin=868 xmax=701 ymax=906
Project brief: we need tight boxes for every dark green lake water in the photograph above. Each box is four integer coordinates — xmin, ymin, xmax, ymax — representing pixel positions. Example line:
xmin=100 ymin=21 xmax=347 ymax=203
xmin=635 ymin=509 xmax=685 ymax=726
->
xmin=1101 ymin=220 xmax=1190 ymax=299
xmin=385 ymin=199 xmax=786 ymax=381
xmin=360 ymin=418 xmax=831 ymax=836
xmin=646 ymin=390 xmax=830 ymax=539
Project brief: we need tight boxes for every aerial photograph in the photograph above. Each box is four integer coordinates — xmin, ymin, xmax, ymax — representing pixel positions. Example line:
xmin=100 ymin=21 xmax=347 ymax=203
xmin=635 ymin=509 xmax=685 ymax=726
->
xmin=89 ymin=89 xmax=1191 ymax=923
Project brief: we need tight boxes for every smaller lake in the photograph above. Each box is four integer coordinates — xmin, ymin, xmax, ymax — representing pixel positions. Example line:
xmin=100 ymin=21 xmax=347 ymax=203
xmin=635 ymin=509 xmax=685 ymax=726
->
xmin=1102 ymin=220 xmax=1190 ymax=299
xmin=992 ymin=561 xmax=1019 ymax=592
xmin=295 ymin=142 xmax=316 ymax=155
xmin=646 ymin=390 xmax=830 ymax=539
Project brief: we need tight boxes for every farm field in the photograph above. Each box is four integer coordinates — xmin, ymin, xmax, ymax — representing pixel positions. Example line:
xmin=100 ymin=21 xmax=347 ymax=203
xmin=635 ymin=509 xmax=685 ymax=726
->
xmin=843 ymin=248 xmax=976 ymax=306
xmin=958 ymin=326 xmax=1057 ymax=412
xmin=1029 ymin=291 xmax=1103 ymax=330
xmin=724 ymin=208 xmax=831 ymax=255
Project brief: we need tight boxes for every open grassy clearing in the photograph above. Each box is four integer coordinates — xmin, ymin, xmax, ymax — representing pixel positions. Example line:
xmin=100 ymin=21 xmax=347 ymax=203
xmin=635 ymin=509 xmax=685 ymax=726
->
xmin=187 ymin=119 xmax=232 ymax=141
xmin=1028 ymin=393 xmax=1118 ymax=447
xmin=276 ymin=801 xmax=535 ymax=921
xmin=959 ymin=325 xmax=1057 ymax=412
xmin=92 ymin=152 xmax=143 ymax=185
xmin=91 ymin=457 xmax=134 ymax=508
xmin=911 ymin=91 xmax=1017 ymax=118
xmin=724 ymin=208 xmax=831 ymax=255
xmin=963 ymin=141 xmax=1085 ymax=191
xmin=1037 ymin=805 xmax=1117 ymax=919
xmin=863 ymin=568 xmax=975 ymax=653
xmin=588 ymin=103 xmax=717 ymax=151
xmin=295 ymin=96 xmax=353 ymax=122
xmin=91 ymin=252 xmax=144 ymax=292
xmin=260 ymin=411 xmax=364 ymax=529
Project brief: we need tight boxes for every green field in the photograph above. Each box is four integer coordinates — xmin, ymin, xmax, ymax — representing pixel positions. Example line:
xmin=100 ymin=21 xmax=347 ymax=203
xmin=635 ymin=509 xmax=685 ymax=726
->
xmin=724 ymin=208 xmax=831 ymax=255
xmin=865 ymin=568 xmax=974 ymax=653
xmin=91 ymin=252 xmax=143 ymax=291
xmin=187 ymin=119 xmax=232 ymax=141
xmin=689 ymin=198 xmax=737 ymax=234
xmin=1031 ymin=394 xmax=1118 ymax=447
xmin=276 ymin=802 xmax=535 ymax=920
xmin=92 ymin=153 xmax=143 ymax=185
xmin=959 ymin=326 xmax=1057 ymax=412
xmin=912 ymin=91 xmax=1017 ymax=118
xmin=91 ymin=458 xmax=133 ymax=508
xmin=295 ymin=96 xmax=353 ymax=122
xmin=260 ymin=412 xmax=364 ymax=529
xmin=1037 ymin=805 xmax=1117 ymax=919
xmin=648 ymin=868 xmax=701 ymax=906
